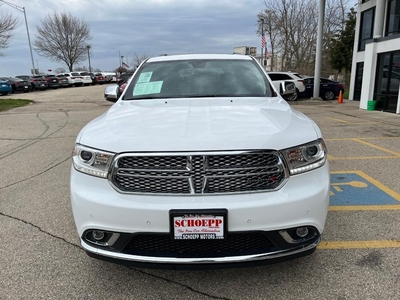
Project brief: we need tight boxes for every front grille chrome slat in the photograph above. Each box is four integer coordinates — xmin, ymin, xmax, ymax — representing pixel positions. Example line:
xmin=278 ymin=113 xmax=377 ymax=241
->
xmin=110 ymin=151 xmax=287 ymax=195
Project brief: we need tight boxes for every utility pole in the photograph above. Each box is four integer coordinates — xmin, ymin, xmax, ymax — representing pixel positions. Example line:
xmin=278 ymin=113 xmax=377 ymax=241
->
xmin=0 ymin=0 xmax=36 ymax=74
xmin=86 ymin=45 xmax=92 ymax=73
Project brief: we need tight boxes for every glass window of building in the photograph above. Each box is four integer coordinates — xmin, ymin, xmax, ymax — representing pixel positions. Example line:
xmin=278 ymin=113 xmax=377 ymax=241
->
xmin=374 ymin=51 xmax=400 ymax=113
xmin=358 ymin=8 xmax=375 ymax=51
xmin=386 ymin=0 xmax=400 ymax=36
xmin=353 ymin=63 xmax=364 ymax=101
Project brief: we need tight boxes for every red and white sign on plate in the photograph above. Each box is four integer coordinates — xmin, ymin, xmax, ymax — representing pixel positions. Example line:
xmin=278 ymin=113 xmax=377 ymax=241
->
xmin=173 ymin=214 xmax=225 ymax=240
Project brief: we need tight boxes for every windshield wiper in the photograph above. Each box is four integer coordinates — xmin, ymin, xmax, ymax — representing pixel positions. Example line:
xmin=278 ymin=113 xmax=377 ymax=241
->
xmin=184 ymin=94 xmax=220 ymax=98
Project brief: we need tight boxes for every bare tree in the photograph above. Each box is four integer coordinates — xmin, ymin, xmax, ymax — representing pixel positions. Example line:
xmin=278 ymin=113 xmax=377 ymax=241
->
xmin=258 ymin=0 xmax=350 ymax=75
xmin=54 ymin=67 xmax=66 ymax=74
xmin=74 ymin=66 xmax=88 ymax=72
xmin=0 ymin=11 xmax=19 ymax=57
xmin=33 ymin=12 xmax=91 ymax=71
xmin=130 ymin=53 xmax=151 ymax=70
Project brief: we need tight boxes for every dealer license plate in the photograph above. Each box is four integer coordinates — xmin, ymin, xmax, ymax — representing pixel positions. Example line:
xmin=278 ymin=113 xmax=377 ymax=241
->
xmin=170 ymin=209 xmax=227 ymax=240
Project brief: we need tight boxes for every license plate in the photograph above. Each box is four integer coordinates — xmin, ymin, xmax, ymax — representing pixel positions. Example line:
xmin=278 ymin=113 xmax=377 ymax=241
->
xmin=41 ymin=84 xmax=45 ymax=86
xmin=24 ymin=86 xmax=29 ymax=89
xmin=170 ymin=209 xmax=227 ymax=240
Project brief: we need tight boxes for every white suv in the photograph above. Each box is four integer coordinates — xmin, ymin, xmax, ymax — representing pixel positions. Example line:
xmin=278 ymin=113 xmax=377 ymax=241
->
xmin=78 ymin=72 xmax=93 ymax=86
xmin=71 ymin=54 xmax=330 ymax=269
xmin=267 ymin=72 xmax=306 ymax=101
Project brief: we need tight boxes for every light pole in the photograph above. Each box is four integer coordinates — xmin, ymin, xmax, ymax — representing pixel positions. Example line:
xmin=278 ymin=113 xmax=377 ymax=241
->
xmin=0 ymin=0 xmax=36 ymax=75
xmin=86 ymin=45 xmax=92 ymax=73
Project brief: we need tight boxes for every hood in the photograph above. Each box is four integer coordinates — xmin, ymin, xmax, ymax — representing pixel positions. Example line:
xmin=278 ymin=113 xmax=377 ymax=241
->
xmin=77 ymin=97 xmax=319 ymax=153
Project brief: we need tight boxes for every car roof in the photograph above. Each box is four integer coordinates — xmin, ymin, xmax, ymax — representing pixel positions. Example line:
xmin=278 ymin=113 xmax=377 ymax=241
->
xmin=147 ymin=53 xmax=253 ymax=63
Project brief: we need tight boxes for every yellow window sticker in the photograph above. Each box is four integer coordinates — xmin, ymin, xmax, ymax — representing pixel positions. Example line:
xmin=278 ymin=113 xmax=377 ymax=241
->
xmin=137 ymin=72 xmax=153 ymax=83
xmin=133 ymin=81 xmax=163 ymax=96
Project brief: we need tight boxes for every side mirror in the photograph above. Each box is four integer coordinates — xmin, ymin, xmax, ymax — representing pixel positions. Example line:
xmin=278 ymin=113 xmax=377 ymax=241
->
xmin=104 ymin=85 xmax=119 ymax=102
xmin=279 ymin=81 xmax=296 ymax=96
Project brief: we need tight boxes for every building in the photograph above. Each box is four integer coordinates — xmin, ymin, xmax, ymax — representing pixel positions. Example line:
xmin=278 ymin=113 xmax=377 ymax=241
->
xmin=350 ymin=0 xmax=400 ymax=114
xmin=233 ymin=46 xmax=283 ymax=72
xmin=233 ymin=46 xmax=257 ymax=56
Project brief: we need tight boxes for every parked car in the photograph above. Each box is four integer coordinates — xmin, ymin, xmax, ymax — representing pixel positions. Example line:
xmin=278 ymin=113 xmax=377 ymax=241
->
xmin=44 ymin=75 xmax=61 ymax=89
xmin=303 ymin=77 xmax=345 ymax=100
xmin=0 ymin=79 xmax=12 ymax=95
xmin=57 ymin=73 xmax=84 ymax=87
xmin=118 ymin=82 xmax=127 ymax=98
xmin=102 ymin=72 xmax=117 ymax=83
xmin=72 ymin=53 xmax=330 ymax=269
xmin=117 ymin=72 xmax=134 ymax=86
xmin=56 ymin=75 xmax=70 ymax=88
xmin=78 ymin=72 xmax=93 ymax=86
xmin=90 ymin=73 xmax=105 ymax=85
xmin=15 ymin=75 xmax=48 ymax=91
xmin=267 ymin=71 xmax=306 ymax=101
xmin=0 ymin=77 xmax=30 ymax=93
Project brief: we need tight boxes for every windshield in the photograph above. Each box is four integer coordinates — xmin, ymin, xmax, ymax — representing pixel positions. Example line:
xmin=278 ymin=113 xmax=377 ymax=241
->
xmin=123 ymin=59 xmax=272 ymax=100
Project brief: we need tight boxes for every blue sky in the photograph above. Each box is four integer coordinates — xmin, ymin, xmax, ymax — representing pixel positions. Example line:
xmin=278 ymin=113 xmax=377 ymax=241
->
xmin=0 ymin=0 xmax=358 ymax=76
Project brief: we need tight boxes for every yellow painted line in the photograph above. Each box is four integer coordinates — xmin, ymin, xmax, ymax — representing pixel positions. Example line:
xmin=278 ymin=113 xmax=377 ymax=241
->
xmin=329 ymin=205 xmax=400 ymax=211
xmin=326 ymin=117 xmax=351 ymax=124
xmin=321 ymin=121 xmax=379 ymax=125
xmin=326 ymin=137 xmax=400 ymax=141
xmin=330 ymin=170 xmax=400 ymax=201
xmin=353 ymin=138 xmax=400 ymax=156
xmin=318 ymin=240 xmax=400 ymax=250
xmin=329 ymin=155 xmax=398 ymax=160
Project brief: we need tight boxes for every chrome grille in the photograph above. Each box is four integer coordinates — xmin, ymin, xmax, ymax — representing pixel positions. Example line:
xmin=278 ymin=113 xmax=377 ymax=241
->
xmin=109 ymin=151 xmax=287 ymax=195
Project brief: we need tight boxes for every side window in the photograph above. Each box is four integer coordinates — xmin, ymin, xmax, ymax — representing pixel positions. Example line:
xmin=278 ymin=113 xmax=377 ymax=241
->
xmin=268 ymin=74 xmax=280 ymax=81
xmin=305 ymin=78 xmax=313 ymax=84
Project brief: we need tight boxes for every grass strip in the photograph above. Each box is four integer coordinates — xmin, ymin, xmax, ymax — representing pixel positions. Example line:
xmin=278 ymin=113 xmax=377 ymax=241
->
xmin=0 ymin=99 xmax=32 ymax=112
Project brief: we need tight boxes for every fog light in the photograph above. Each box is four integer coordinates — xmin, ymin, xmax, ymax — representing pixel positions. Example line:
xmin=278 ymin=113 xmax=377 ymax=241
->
xmin=92 ymin=230 xmax=105 ymax=241
xmin=296 ymin=227 xmax=308 ymax=238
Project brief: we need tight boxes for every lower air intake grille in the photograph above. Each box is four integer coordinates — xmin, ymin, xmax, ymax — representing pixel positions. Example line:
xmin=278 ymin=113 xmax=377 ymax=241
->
xmin=122 ymin=232 xmax=276 ymax=258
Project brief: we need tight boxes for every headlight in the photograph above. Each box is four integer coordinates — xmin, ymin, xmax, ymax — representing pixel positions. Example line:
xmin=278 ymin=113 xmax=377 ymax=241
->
xmin=72 ymin=144 xmax=115 ymax=178
xmin=281 ymin=139 xmax=327 ymax=175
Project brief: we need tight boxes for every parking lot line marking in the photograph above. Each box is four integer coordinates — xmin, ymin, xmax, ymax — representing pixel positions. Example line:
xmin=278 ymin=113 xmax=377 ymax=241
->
xmin=326 ymin=137 xmax=400 ymax=140
xmin=326 ymin=117 xmax=351 ymax=123
xmin=331 ymin=170 xmax=400 ymax=202
xmin=329 ymin=205 xmax=400 ymax=211
xmin=318 ymin=240 xmax=400 ymax=249
xmin=353 ymin=138 xmax=400 ymax=156
xmin=328 ymin=155 xmax=398 ymax=160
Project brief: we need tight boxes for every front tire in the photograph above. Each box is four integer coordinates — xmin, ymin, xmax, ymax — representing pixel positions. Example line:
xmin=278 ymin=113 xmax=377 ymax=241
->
xmin=284 ymin=92 xmax=298 ymax=101
xmin=323 ymin=90 xmax=335 ymax=100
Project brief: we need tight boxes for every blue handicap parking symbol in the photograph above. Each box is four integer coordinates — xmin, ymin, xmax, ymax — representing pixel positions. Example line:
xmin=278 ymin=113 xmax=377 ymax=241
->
xmin=330 ymin=172 xmax=400 ymax=206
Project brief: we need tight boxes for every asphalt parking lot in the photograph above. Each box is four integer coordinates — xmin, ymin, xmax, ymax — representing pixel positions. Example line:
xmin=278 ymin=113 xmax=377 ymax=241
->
xmin=1 ymin=86 xmax=399 ymax=299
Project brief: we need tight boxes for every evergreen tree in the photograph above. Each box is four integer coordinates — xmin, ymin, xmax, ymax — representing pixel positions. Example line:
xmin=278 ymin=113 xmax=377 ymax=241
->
xmin=329 ymin=7 xmax=357 ymax=74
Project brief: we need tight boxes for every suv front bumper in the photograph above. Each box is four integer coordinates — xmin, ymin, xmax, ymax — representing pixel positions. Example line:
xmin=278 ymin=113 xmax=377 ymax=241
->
xmin=70 ymin=162 xmax=330 ymax=267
